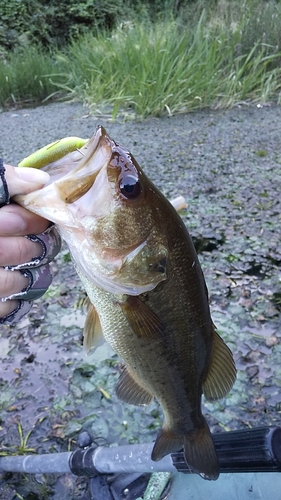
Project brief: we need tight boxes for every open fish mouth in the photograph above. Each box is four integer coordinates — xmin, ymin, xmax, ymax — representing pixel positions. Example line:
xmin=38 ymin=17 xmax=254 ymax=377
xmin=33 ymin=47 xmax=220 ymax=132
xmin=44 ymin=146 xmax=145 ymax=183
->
xmin=16 ymin=126 xmax=112 ymax=212
xmin=15 ymin=126 xmax=168 ymax=296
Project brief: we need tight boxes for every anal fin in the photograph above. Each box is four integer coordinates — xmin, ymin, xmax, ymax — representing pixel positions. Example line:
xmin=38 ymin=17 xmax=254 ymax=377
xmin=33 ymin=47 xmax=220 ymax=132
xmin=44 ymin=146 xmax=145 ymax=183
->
xmin=203 ymin=326 xmax=236 ymax=401
xmin=115 ymin=367 xmax=154 ymax=406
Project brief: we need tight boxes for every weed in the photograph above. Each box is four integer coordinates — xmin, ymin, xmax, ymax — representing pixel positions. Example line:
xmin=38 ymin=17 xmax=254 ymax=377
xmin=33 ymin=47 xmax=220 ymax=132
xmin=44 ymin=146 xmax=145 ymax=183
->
xmin=0 ymin=418 xmax=45 ymax=456
xmin=256 ymin=150 xmax=268 ymax=157
xmin=1 ymin=2 xmax=281 ymax=115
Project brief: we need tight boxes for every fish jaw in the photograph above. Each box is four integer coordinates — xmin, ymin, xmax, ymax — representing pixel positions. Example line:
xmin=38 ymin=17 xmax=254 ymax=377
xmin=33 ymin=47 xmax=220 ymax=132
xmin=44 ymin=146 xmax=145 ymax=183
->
xmin=15 ymin=126 xmax=112 ymax=221
xmin=15 ymin=125 xmax=169 ymax=295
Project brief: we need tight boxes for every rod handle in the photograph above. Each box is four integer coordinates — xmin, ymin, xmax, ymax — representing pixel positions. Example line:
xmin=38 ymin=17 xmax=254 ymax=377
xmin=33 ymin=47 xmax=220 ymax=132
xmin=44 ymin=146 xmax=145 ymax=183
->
xmin=172 ymin=426 xmax=281 ymax=473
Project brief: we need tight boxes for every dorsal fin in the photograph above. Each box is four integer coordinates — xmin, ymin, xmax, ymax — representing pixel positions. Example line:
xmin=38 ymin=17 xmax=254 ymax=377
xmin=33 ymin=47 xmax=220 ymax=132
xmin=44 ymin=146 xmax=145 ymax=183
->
xmin=203 ymin=326 xmax=236 ymax=401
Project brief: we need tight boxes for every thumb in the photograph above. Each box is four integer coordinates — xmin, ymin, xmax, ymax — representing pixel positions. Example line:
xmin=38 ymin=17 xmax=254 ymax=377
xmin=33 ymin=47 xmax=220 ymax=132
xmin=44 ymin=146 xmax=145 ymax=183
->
xmin=5 ymin=165 xmax=50 ymax=197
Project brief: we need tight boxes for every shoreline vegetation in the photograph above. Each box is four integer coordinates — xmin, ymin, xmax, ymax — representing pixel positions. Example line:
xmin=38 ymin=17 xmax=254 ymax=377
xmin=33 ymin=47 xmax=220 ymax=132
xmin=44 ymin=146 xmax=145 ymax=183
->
xmin=1 ymin=0 xmax=281 ymax=117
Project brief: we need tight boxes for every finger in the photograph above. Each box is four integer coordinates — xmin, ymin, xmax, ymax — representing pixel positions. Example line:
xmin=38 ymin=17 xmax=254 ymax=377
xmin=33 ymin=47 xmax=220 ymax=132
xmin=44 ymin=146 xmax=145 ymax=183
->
xmin=0 ymin=235 xmax=43 ymax=266
xmin=4 ymin=164 xmax=50 ymax=197
xmin=0 ymin=268 xmax=28 ymax=299
xmin=0 ymin=299 xmax=19 ymax=318
xmin=0 ymin=204 xmax=49 ymax=236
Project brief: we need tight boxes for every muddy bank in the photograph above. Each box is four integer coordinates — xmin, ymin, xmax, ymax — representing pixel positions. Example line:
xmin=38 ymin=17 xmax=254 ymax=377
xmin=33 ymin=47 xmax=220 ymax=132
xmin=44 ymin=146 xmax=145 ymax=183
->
xmin=0 ymin=102 xmax=281 ymax=498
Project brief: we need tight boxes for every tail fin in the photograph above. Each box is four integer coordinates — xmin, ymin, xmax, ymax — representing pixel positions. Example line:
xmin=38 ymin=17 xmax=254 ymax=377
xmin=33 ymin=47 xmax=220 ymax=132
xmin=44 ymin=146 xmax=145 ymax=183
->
xmin=151 ymin=422 xmax=219 ymax=481
xmin=184 ymin=422 xmax=219 ymax=480
xmin=151 ymin=428 xmax=184 ymax=462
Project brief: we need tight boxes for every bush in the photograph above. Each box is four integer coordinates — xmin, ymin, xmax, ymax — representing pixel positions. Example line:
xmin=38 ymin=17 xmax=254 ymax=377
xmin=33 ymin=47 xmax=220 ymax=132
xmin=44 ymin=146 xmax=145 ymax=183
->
xmin=0 ymin=0 xmax=29 ymax=52
xmin=0 ymin=0 xmax=134 ymax=51
xmin=0 ymin=0 xmax=205 ymax=52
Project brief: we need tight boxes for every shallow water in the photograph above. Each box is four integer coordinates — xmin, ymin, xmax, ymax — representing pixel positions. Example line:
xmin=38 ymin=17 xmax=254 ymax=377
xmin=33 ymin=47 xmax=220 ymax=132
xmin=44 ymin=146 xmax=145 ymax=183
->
xmin=1 ymin=102 xmax=281 ymax=498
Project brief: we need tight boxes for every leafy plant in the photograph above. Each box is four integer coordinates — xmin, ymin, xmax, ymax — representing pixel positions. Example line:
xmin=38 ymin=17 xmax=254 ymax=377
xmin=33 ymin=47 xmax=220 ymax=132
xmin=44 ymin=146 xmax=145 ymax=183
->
xmin=0 ymin=0 xmax=135 ymax=51
xmin=0 ymin=421 xmax=39 ymax=456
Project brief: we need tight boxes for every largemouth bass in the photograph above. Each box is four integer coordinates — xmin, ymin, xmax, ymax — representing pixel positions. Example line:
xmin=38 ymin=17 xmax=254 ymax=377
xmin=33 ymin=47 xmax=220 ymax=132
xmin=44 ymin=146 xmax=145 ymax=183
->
xmin=15 ymin=126 xmax=236 ymax=480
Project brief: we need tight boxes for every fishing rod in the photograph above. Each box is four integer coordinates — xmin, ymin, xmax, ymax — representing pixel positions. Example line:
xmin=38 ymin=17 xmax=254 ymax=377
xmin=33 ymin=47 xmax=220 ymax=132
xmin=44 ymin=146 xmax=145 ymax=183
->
xmin=0 ymin=426 xmax=281 ymax=476
xmin=0 ymin=427 xmax=281 ymax=500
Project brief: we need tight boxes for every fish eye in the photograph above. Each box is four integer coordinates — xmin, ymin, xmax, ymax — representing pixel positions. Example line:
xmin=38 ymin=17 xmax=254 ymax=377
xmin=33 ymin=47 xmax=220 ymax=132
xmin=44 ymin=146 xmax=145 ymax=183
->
xmin=120 ymin=175 xmax=141 ymax=199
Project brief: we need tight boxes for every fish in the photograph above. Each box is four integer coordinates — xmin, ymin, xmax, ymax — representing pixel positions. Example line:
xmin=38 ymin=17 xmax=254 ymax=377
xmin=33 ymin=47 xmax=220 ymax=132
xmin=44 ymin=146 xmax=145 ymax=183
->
xmin=15 ymin=126 xmax=236 ymax=480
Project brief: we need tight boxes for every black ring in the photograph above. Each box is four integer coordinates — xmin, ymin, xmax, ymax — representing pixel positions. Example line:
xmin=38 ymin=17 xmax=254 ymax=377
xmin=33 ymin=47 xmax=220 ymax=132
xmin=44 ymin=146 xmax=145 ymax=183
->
xmin=0 ymin=158 xmax=10 ymax=208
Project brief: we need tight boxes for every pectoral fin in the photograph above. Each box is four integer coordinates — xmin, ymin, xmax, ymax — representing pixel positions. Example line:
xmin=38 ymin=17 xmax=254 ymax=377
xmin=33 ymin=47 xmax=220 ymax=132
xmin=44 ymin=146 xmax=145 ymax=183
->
xmin=116 ymin=367 xmax=154 ymax=406
xmin=203 ymin=327 xmax=236 ymax=401
xmin=83 ymin=300 xmax=104 ymax=354
xmin=119 ymin=296 xmax=166 ymax=339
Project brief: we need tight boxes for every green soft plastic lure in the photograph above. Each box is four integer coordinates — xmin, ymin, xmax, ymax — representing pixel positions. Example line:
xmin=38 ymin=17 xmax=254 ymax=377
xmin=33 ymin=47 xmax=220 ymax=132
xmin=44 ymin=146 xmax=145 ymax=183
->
xmin=18 ymin=137 xmax=88 ymax=169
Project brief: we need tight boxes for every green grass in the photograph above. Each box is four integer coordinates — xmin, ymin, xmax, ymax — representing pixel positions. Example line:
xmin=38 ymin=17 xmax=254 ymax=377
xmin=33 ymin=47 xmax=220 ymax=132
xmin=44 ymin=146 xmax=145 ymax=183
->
xmin=0 ymin=421 xmax=39 ymax=456
xmin=0 ymin=47 xmax=65 ymax=107
xmin=1 ymin=0 xmax=281 ymax=116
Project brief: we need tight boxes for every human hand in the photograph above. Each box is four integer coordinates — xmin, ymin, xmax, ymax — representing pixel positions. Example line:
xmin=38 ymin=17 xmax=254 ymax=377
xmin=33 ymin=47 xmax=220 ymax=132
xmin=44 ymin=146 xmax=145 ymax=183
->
xmin=0 ymin=162 xmax=61 ymax=324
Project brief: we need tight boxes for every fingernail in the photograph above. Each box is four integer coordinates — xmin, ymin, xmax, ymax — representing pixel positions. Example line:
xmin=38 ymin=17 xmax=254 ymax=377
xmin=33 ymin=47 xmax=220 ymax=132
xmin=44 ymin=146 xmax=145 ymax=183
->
xmin=16 ymin=167 xmax=50 ymax=185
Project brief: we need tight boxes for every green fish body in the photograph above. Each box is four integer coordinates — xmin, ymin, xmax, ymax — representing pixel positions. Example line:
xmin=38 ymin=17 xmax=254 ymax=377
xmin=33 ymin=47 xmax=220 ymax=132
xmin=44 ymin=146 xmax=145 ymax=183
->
xmin=15 ymin=126 xmax=236 ymax=480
